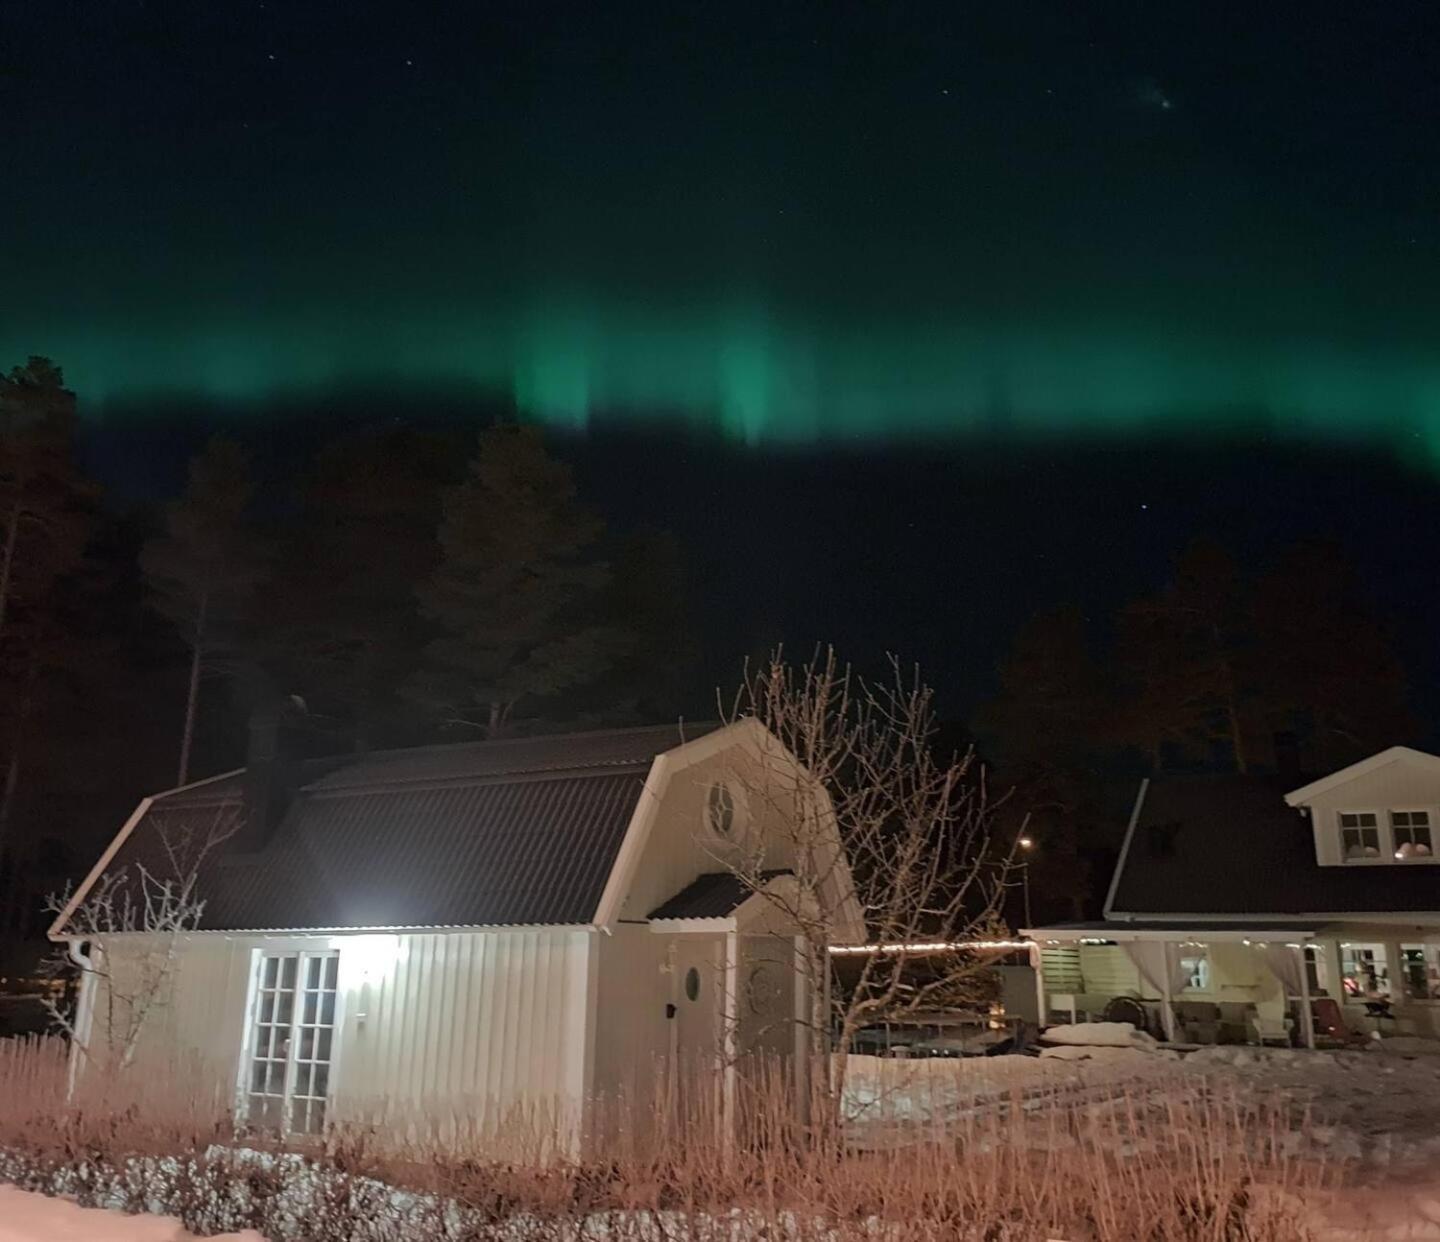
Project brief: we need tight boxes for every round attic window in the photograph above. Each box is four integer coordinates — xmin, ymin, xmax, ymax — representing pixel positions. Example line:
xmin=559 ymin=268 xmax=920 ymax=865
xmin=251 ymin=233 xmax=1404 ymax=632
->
xmin=706 ymin=783 xmax=737 ymax=839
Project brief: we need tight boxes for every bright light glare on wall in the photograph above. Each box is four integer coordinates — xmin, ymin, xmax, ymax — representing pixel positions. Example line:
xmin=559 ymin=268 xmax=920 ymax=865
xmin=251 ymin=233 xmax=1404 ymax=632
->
xmin=344 ymin=934 xmax=401 ymax=982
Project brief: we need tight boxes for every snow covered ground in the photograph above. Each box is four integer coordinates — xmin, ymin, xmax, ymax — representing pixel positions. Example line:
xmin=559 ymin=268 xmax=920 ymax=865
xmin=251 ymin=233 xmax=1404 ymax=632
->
xmin=844 ymin=1030 xmax=1440 ymax=1169
xmin=0 ymin=1185 xmax=263 ymax=1242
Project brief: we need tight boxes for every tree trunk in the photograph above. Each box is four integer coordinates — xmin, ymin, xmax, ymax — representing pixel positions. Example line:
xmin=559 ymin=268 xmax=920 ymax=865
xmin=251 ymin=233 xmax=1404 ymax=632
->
xmin=0 ymin=726 xmax=23 ymax=872
xmin=1217 ymin=644 xmax=1248 ymax=774
xmin=1225 ymin=690 xmax=1248 ymax=774
xmin=177 ymin=592 xmax=208 ymax=787
xmin=0 ymin=489 xmax=22 ymax=638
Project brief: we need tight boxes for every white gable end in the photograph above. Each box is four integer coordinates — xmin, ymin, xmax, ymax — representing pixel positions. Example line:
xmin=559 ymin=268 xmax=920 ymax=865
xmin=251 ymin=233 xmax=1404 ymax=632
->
xmin=1286 ymin=747 xmax=1440 ymax=868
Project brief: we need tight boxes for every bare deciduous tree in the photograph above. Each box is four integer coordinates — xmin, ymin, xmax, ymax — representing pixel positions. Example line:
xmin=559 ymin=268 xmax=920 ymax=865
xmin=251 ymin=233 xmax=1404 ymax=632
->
xmin=43 ymin=805 xmax=239 ymax=1072
xmin=713 ymin=648 xmax=1023 ymax=1105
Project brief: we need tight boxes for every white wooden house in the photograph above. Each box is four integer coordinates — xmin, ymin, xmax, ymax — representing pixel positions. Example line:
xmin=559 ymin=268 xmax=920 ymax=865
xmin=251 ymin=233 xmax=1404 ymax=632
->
xmin=1026 ymin=747 xmax=1440 ymax=1048
xmin=50 ymin=717 xmax=860 ymax=1138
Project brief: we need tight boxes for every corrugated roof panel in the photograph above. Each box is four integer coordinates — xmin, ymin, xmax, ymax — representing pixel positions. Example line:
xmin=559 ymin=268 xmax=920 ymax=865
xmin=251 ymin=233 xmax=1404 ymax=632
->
xmin=305 ymin=723 xmax=718 ymax=792
xmin=86 ymin=724 xmax=724 ymax=932
xmin=106 ymin=768 xmax=655 ymax=932
xmin=648 ymin=870 xmax=790 ymax=920
xmin=1110 ymin=773 xmax=1440 ymax=916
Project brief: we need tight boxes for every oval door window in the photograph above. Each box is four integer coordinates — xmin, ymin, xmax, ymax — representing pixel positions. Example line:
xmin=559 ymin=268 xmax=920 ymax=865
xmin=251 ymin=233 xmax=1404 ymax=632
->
xmin=684 ymin=966 xmax=701 ymax=1002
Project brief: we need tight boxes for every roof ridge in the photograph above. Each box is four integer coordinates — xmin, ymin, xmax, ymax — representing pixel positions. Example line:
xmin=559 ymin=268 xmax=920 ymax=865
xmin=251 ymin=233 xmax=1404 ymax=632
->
xmin=303 ymin=764 xmax=654 ymax=797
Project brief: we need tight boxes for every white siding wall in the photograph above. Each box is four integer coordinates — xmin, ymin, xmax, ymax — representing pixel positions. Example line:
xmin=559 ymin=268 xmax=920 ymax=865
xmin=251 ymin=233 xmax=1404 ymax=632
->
xmin=98 ymin=928 xmax=595 ymax=1131
xmin=1078 ymin=943 xmax=1141 ymax=995
xmin=590 ymin=923 xmax=674 ymax=1100
xmin=1305 ymin=759 xmax=1440 ymax=868
xmin=617 ymin=748 xmax=800 ymax=923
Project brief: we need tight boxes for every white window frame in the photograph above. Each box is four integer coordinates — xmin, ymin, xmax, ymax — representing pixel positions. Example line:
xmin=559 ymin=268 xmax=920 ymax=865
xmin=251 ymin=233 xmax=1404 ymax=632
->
xmin=1399 ymin=944 xmax=1440 ymax=1001
xmin=704 ymin=781 xmax=748 ymax=843
xmin=1389 ymin=809 xmax=1437 ymax=863
xmin=1339 ymin=943 xmax=1390 ymax=998
xmin=237 ymin=947 xmax=342 ymax=1135
xmin=1337 ymin=810 xmax=1383 ymax=864
xmin=1178 ymin=949 xmax=1210 ymax=992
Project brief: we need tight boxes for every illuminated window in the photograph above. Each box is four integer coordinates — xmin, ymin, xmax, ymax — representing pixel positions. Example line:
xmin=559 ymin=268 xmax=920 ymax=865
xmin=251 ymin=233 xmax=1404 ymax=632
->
xmin=1391 ymin=811 xmax=1433 ymax=860
xmin=1338 ymin=812 xmax=1380 ymax=861
xmin=1339 ymin=944 xmax=1389 ymax=998
xmin=246 ymin=951 xmax=339 ymax=1134
xmin=1400 ymin=946 xmax=1440 ymax=1000
xmin=1179 ymin=951 xmax=1210 ymax=991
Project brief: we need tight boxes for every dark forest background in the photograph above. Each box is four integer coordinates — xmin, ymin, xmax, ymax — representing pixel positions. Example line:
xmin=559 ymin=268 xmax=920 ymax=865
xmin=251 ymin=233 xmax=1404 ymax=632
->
xmin=0 ymin=358 xmax=1425 ymax=960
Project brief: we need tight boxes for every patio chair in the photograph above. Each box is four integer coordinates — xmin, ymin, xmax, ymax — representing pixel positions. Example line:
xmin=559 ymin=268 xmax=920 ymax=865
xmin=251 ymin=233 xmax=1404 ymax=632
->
xmin=1175 ymin=1001 xmax=1222 ymax=1044
xmin=1310 ymin=997 xmax=1366 ymax=1047
xmin=1248 ymin=1013 xmax=1292 ymax=1047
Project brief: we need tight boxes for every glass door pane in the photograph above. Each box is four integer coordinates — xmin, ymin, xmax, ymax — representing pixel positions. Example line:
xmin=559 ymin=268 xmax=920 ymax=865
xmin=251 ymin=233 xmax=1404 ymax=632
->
xmin=246 ymin=950 xmax=339 ymax=1135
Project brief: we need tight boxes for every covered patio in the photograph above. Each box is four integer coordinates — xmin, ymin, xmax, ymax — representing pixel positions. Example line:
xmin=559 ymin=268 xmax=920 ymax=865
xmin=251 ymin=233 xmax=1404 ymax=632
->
xmin=1023 ymin=922 xmax=1321 ymax=1048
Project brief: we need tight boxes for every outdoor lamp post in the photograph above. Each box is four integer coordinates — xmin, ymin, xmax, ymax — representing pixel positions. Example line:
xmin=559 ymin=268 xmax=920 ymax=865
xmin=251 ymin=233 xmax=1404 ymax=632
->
xmin=1018 ymin=835 xmax=1035 ymax=927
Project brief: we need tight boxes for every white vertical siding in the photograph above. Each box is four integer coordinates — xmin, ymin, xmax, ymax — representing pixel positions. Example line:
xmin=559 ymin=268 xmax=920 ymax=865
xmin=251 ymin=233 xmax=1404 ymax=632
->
xmin=334 ymin=929 xmax=592 ymax=1125
xmin=101 ymin=927 xmax=595 ymax=1131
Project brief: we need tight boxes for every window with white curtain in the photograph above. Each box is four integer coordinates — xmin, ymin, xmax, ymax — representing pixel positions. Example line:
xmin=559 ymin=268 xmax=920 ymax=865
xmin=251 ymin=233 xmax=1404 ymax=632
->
xmin=1338 ymin=811 xmax=1381 ymax=861
xmin=1391 ymin=811 xmax=1434 ymax=860
xmin=1339 ymin=943 xmax=1389 ymax=998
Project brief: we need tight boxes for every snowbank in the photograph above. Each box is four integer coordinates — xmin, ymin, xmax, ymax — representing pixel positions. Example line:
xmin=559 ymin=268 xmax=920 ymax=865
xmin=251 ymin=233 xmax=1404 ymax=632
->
xmin=1040 ymin=1022 xmax=1159 ymax=1050
xmin=1038 ymin=1045 xmax=1177 ymax=1064
xmin=0 ymin=1185 xmax=264 ymax=1242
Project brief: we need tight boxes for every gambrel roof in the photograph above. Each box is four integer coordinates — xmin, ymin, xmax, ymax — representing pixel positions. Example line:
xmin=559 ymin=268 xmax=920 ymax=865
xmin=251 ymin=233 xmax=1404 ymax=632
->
xmin=56 ymin=724 xmax=719 ymax=934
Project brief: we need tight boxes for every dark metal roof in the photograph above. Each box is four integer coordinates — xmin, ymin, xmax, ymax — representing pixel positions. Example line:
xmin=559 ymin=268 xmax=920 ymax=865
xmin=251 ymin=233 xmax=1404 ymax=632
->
xmin=648 ymin=870 xmax=790 ymax=920
xmin=96 ymin=725 xmax=719 ymax=932
xmin=306 ymin=723 xmax=718 ymax=792
xmin=1109 ymin=773 xmax=1440 ymax=918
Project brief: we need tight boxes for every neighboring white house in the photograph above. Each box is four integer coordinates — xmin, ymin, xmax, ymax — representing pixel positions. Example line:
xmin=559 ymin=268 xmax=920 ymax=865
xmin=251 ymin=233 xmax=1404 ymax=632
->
xmin=50 ymin=717 xmax=861 ymax=1140
xmin=1026 ymin=746 xmax=1440 ymax=1048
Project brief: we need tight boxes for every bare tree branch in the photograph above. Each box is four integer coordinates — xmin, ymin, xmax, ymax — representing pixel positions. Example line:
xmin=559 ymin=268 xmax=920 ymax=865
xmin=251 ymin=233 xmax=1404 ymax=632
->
xmin=709 ymin=648 xmax=1022 ymax=1115
xmin=42 ymin=804 xmax=238 ymax=1072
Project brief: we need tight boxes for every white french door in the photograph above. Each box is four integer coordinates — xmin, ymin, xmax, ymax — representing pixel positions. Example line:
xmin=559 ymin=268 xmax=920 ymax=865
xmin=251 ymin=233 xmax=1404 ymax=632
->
xmin=246 ymin=950 xmax=340 ymax=1134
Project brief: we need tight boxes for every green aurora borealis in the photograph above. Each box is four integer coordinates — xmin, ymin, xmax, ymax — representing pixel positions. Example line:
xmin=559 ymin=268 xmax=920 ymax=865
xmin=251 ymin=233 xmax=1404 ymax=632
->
xmin=13 ymin=298 xmax=1440 ymax=462
xmin=7 ymin=3 xmax=1440 ymax=463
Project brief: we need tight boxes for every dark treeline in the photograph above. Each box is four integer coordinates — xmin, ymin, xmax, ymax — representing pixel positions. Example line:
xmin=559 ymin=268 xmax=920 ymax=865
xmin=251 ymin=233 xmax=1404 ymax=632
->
xmin=0 ymin=357 xmax=1422 ymax=952
xmin=0 ymin=359 xmax=695 ymax=951
xmin=976 ymin=538 xmax=1415 ymax=922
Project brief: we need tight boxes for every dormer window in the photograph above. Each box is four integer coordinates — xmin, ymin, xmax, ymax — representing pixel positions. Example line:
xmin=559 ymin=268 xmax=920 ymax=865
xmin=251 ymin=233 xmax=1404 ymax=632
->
xmin=1391 ymin=810 xmax=1433 ymax=860
xmin=1339 ymin=811 xmax=1381 ymax=861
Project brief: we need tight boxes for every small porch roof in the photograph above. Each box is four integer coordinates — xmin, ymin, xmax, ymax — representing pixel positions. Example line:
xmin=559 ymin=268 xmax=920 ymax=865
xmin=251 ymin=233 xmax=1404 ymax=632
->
xmin=1023 ymin=920 xmax=1318 ymax=944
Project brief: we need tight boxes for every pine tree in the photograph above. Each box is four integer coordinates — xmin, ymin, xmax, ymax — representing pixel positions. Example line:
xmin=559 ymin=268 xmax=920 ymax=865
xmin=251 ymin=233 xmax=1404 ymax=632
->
xmin=1251 ymin=540 xmax=1414 ymax=769
xmin=1113 ymin=539 xmax=1252 ymax=771
xmin=410 ymin=425 xmax=621 ymax=736
xmin=0 ymin=358 xmax=97 ymax=862
xmin=140 ymin=437 xmax=266 ymax=785
xmin=974 ymin=605 xmax=1109 ymax=919
xmin=263 ymin=426 xmax=460 ymax=750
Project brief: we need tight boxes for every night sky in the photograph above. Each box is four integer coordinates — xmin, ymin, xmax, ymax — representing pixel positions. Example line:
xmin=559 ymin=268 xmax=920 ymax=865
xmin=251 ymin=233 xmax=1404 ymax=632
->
xmin=5 ymin=1 xmax=1440 ymax=719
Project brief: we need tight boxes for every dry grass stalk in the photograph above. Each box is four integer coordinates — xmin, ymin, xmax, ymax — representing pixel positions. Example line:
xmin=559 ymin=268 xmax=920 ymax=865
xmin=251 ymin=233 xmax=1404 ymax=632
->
xmin=0 ymin=1036 xmax=1348 ymax=1240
